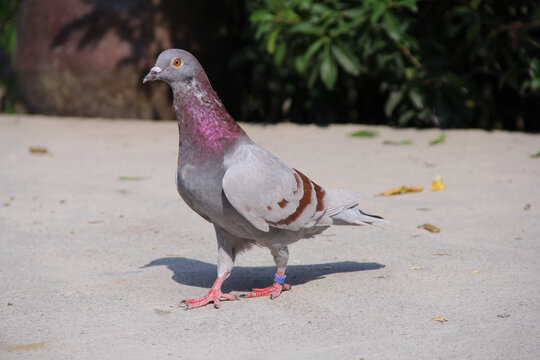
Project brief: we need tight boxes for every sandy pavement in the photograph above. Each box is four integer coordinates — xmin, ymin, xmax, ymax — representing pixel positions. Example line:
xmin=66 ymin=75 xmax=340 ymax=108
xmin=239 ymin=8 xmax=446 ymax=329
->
xmin=0 ymin=114 xmax=539 ymax=359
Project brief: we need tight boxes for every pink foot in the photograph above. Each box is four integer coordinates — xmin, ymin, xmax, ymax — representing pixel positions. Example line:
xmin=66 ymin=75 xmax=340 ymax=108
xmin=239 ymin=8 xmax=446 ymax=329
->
xmin=241 ymin=282 xmax=291 ymax=300
xmin=182 ymin=289 xmax=237 ymax=310
xmin=181 ymin=275 xmax=237 ymax=310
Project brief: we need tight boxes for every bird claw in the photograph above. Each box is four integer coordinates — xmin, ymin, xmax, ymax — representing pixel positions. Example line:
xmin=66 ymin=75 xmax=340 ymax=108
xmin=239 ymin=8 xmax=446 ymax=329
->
xmin=181 ymin=291 xmax=237 ymax=310
xmin=240 ymin=282 xmax=291 ymax=299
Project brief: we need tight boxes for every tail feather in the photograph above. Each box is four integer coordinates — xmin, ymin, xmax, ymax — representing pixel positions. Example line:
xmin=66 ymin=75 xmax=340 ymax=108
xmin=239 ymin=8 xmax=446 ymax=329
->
xmin=331 ymin=207 xmax=388 ymax=226
xmin=317 ymin=188 xmax=388 ymax=227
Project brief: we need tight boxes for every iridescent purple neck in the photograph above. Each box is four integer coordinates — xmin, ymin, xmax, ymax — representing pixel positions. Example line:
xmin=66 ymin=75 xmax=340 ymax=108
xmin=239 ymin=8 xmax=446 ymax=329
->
xmin=173 ymin=71 xmax=246 ymax=159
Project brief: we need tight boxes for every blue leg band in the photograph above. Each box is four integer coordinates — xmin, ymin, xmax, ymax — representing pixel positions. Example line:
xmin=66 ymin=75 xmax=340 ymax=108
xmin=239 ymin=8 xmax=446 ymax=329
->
xmin=273 ymin=273 xmax=286 ymax=284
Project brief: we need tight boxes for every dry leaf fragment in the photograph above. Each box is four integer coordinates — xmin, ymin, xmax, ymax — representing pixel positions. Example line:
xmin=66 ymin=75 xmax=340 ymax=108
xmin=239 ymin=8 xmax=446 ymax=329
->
xmin=471 ymin=270 xmax=480 ymax=274
xmin=423 ymin=223 xmax=440 ymax=233
xmin=350 ymin=130 xmax=378 ymax=138
xmin=433 ymin=316 xmax=448 ymax=323
xmin=429 ymin=134 xmax=446 ymax=146
xmin=119 ymin=176 xmax=148 ymax=181
xmin=430 ymin=176 xmax=446 ymax=191
xmin=523 ymin=204 xmax=531 ymax=211
xmin=29 ymin=146 xmax=48 ymax=154
xmin=383 ymin=140 xmax=412 ymax=145
xmin=381 ymin=185 xmax=423 ymax=196
xmin=433 ymin=250 xmax=451 ymax=256
xmin=409 ymin=266 xmax=423 ymax=270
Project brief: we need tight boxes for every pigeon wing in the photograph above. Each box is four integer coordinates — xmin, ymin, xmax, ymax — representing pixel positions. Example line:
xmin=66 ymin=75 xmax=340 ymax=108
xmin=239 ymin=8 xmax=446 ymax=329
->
xmin=222 ymin=143 xmax=326 ymax=232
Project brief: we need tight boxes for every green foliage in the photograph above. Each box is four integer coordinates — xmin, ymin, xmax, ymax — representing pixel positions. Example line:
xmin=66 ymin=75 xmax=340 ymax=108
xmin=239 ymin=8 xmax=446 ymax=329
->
xmin=0 ymin=0 xmax=17 ymax=53
xmin=241 ymin=0 xmax=540 ymax=129
xmin=0 ymin=0 xmax=20 ymax=113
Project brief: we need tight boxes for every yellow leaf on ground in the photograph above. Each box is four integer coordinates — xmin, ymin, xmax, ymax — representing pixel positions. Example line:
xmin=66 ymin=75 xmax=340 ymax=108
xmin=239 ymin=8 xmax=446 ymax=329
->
xmin=29 ymin=146 xmax=48 ymax=154
xmin=433 ymin=316 xmax=448 ymax=323
xmin=423 ymin=224 xmax=440 ymax=233
xmin=471 ymin=270 xmax=480 ymax=274
xmin=381 ymin=186 xmax=407 ymax=196
xmin=431 ymin=176 xmax=446 ymax=191
xmin=381 ymin=185 xmax=423 ymax=196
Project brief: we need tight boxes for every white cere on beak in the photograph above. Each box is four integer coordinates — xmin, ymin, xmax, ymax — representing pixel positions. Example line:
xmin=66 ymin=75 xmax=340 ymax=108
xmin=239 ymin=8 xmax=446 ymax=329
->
xmin=150 ymin=66 xmax=162 ymax=73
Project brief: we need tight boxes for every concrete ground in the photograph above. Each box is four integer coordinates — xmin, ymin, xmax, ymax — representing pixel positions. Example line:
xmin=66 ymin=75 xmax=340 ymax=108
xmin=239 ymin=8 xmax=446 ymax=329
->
xmin=1 ymin=114 xmax=539 ymax=359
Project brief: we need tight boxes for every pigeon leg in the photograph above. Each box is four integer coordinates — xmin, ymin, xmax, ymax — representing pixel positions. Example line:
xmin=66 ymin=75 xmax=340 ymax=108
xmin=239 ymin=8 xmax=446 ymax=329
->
xmin=241 ymin=246 xmax=291 ymax=299
xmin=182 ymin=226 xmax=238 ymax=310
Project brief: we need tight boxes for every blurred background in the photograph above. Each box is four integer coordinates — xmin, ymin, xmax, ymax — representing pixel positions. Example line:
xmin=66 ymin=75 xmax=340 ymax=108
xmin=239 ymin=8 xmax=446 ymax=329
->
xmin=1 ymin=0 xmax=539 ymax=131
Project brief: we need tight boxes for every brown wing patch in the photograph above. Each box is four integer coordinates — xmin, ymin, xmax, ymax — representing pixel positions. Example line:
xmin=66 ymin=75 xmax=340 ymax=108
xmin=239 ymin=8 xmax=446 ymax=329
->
xmin=274 ymin=169 xmax=313 ymax=225
xmin=313 ymin=182 xmax=326 ymax=212
xmin=277 ymin=199 xmax=288 ymax=208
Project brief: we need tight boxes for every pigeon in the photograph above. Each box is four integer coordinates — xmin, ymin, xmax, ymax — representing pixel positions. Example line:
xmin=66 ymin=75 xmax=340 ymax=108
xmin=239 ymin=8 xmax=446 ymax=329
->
xmin=143 ymin=49 xmax=387 ymax=310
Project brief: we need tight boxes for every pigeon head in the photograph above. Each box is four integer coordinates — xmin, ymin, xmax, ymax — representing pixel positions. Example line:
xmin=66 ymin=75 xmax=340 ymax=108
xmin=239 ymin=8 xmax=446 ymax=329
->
xmin=143 ymin=49 xmax=202 ymax=86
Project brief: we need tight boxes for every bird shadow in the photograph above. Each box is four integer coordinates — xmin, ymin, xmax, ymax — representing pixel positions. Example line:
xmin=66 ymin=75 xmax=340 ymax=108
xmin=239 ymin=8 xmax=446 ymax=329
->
xmin=142 ymin=257 xmax=385 ymax=293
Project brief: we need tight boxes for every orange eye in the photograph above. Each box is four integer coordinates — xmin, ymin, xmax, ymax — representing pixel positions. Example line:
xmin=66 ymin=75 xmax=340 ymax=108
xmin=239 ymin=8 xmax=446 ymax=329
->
xmin=172 ymin=58 xmax=182 ymax=66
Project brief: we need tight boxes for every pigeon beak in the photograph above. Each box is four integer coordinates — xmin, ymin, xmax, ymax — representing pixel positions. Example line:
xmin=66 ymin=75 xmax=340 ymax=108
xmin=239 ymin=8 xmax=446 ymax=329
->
xmin=143 ymin=66 xmax=163 ymax=84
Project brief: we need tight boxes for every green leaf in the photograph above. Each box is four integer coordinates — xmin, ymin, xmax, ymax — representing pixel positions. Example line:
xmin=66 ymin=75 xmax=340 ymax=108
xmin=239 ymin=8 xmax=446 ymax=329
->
xmin=351 ymin=130 xmax=379 ymax=138
xmin=394 ymin=0 xmax=419 ymax=12
xmin=383 ymin=140 xmax=413 ymax=145
xmin=398 ymin=109 xmax=416 ymax=125
xmin=295 ymin=38 xmax=325 ymax=75
xmin=250 ymin=10 xmax=274 ymax=23
xmin=345 ymin=8 xmax=367 ymax=20
xmin=266 ymin=26 xmax=282 ymax=54
xmin=295 ymin=56 xmax=308 ymax=75
xmin=320 ymin=43 xmax=338 ymax=90
xmin=329 ymin=19 xmax=360 ymax=38
xmin=383 ymin=12 xmax=401 ymax=41
xmin=429 ymin=134 xmax=446 ymax=146
xmin=370 ymin=2 xmax=387 ymax=24
xmin=530 ymin=151 xmax=540 ymax=158
xmin=290 ymin=22 xmax=321 ymax=36
xmin=307 ymin=66 xmax=319 ymax=88
xmin=331 ymin=44 xmax=361 ymax=76
xmin=312 ymin=3 xmax=333 ymax=18
xmin=254 ymin=22 xmax=272 ymax=40
xmin=274 ymin=42 xmax=286 ymax=66
xmin=304 ymin=38 xmax=325 ymax=61
xmin=384 ymin=88 xmax=405 ymax=117
xmin=281 ymin=8 xmax=300 ymax=22
xmin=408 ymin=87 xmax=425 ymax=109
